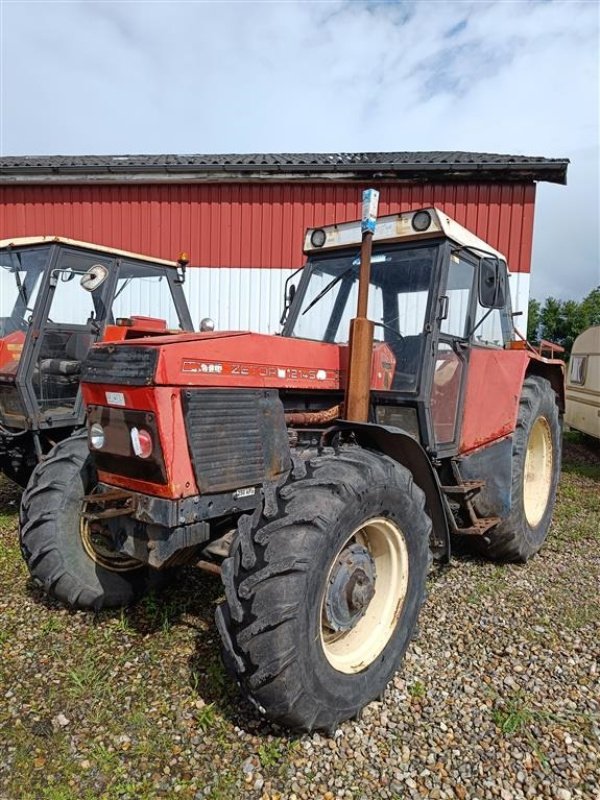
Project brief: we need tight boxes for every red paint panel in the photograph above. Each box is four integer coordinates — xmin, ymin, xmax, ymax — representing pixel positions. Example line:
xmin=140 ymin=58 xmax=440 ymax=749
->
xmin=81 ymin=384 xmax=199 ymax=498
xmin=459 ymin=348 xmax=530 ymax=454
xmin=0 ymin=181 xmax=535 ymax=272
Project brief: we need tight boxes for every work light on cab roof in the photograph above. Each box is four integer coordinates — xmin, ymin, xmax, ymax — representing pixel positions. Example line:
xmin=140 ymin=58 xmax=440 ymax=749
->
xmin=305 ymin=206 xmax=506 ymax=262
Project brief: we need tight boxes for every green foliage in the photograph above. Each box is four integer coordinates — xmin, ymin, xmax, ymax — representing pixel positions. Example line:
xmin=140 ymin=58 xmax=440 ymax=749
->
xmin=408 ymin=680 xmax=426 ymax=699
xmin=257 ymin=739 xmax=285 ymax=768
xmin=527 ymin=298 xmax=541 ymax=342
xmin=533 ymin=285 xmax=600 ymax=356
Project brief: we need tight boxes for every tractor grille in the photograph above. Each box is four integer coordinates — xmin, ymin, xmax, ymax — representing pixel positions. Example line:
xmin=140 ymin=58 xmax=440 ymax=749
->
xmin=182 ymin=389 xmax=291 ymax=493
xmin=82 ymin=346 xmax=158 ymax=386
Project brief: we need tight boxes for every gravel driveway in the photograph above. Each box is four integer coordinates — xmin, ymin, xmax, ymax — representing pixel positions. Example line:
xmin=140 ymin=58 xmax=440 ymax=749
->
xmin=0 ymin=436 xmax=598 ymax=800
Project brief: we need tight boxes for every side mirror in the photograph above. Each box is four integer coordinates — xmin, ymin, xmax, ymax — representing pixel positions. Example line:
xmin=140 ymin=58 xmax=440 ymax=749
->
xmin=280 ymin=282 xmax=297 ymax=326
xmin=80 ymin=264 xmax=109 ymax=292
xmin=478 ymin=257 xmax=507 ymax=309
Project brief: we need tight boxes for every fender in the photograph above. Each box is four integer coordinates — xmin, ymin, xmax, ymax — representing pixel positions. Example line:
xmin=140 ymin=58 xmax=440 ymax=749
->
xmin=324 ymin=420 xmax=450 ymax=562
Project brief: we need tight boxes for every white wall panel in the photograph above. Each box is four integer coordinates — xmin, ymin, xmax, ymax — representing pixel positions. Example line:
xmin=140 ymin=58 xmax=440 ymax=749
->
xmin=183 ymin=267 xmax=531 ymax=340
xmin=184 ymin=267 xmax=296 ymax=334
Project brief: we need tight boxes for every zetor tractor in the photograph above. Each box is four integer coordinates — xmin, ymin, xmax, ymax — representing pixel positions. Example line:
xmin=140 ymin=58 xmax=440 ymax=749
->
xmin=0 ymin=237 xmax=193 ymax=487
xmin=19 ymin=209 xmax=564 ymax=733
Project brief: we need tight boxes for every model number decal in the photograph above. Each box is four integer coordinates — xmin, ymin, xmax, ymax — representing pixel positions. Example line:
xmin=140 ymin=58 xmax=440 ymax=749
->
xmin=182 ymin=359 xmax=338 ymax=383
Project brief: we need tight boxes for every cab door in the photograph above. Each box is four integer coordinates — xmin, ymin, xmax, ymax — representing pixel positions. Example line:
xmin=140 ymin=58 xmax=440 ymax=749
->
xmin=429 ymin=252 xmax=477 ymax=455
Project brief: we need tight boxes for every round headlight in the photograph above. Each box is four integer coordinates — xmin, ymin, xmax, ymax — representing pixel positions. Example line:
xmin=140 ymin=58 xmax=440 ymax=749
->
xmin=90 ymin=423 xmax=105 ymax=450
xmin=412 ymin=210 xmax=432 ymax=232
xmin=310 ymin=228 xmax=327 ymax=248
xmin=131 ymin=427 xmax=153 ymax=459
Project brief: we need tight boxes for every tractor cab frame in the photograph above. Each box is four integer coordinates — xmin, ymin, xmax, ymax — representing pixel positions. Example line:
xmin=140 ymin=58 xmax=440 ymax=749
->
xmin=282 ymin=208 xmax=514 ymax=460
xmin=0 ymin=237 xmax=193 ymax=485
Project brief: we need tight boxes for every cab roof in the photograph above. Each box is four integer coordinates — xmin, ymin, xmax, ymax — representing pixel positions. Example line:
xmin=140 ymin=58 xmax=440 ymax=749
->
xmin=304 ymin=207 xmax=506 ymax=262
xmin=0 ymin=235 xmax=180 ymax=268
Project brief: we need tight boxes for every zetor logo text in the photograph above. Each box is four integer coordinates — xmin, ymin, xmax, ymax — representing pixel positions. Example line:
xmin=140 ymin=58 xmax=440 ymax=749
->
xmin=181 ymin=359 xmax=335 ymax=382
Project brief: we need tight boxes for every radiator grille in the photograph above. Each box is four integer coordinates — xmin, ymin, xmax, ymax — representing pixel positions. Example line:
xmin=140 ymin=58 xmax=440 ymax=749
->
xmin=82 ymin=346 xmax=158 ymax=386
xmin=182 ymin=389 xmax=290 ymax=493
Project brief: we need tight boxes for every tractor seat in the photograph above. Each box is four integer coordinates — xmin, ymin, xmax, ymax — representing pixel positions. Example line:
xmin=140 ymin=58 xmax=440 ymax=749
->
xmin=39 ymin=331 xmax=93 ymax=377
xmin=386 ymin=334 xmax=423 ymax=389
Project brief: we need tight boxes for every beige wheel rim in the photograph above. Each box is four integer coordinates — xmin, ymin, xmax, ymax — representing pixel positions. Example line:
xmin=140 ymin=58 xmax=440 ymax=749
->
xmin=523 ymin=416 xmax=553 ymax=527
xmin=320 ymin=517 xmax=409 ymax=674
xmin=80 ymin=496 xmax=142 ymax=573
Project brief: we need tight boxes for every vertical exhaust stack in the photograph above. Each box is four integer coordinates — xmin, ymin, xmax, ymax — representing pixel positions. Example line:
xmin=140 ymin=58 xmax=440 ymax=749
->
xmin=344 ymin=189 xmax=379 ymax=422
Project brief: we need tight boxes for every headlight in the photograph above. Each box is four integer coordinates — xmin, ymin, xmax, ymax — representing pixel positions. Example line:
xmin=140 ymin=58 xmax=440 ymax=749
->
xmin=310 ymin=228 xmax=327 ymax=248
xmin=412 ymin=210 xmax=432 ymax=232
xmin=89 ymin=423 xmax=105 ymax=450
xmin=130 ymin=427 xmax=153 ymax=459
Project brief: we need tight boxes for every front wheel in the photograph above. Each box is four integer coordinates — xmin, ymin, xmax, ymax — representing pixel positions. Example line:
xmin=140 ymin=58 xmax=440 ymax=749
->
xmin=20 ymin=431 xmax=163 ymax=610
xmin=215 ymin=446 xmax=431 ymax=732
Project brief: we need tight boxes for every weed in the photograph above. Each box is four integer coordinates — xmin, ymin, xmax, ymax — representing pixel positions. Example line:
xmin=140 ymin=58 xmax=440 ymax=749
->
xmin=195 ymin=701 xmax=217 ymax=731
xmin=114 ymin=608 xmax=132 ymax=633
xmin=408 ymin=680 xmax=426 ymax=699
xmin=492 ymin=694 xmax=533 ymax=734
xmin=41 ymin=616 xmax=65 ymax=634
xmin=257 ymin=739 xmax=285 ymax=768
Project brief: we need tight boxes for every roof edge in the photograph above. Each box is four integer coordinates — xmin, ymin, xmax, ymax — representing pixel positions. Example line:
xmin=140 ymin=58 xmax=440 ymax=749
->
xmin=0 ymin=152 xmax=570 ymax=186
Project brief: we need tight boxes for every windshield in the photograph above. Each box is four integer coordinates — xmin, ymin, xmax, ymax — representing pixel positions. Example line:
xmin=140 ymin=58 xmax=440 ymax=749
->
xmin=286 ymin=244 xmax=438 ymax=392
xmin=288 ymin=245 xmax=437 ymax=344
xmin=111 ymin=260 xmax=183 ymax=329
xmin=0 ymin=247 xmax=49 ymax=337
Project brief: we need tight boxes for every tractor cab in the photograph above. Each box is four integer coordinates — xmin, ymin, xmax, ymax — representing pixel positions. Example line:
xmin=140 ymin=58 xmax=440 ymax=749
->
xmin=0 ymin=237 xmax=193 ymax=485
xmin=282 ymin=207 xmax=514 ymax=456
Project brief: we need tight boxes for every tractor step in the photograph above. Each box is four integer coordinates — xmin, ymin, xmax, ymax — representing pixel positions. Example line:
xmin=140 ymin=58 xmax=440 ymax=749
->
xmin=452 ymin=516 xmax=502 ymax=536
xmin=442 ymin=468 xmax=501 ymax=537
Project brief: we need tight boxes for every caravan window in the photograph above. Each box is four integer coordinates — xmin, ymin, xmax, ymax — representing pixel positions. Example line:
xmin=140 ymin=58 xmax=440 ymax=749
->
xmin=570 ymin=355 xmax=587 ymax=385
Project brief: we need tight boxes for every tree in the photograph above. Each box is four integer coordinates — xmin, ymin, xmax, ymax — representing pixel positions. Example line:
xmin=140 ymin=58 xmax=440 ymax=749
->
xmin=535 ymin=286 xmax=600 ymax=357
xmin=527 ymin=298 xmax=541 ymax=342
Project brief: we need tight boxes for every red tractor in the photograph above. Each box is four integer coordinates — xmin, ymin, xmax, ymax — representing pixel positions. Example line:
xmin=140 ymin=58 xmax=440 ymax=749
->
xmin=0 ymin=236 xmax=193 ymax=487
xmin=19 ymin=208 xmax=564 ymax=732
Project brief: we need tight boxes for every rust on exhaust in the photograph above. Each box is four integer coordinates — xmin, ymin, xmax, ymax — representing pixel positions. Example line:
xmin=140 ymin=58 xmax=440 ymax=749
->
xmin=284 ymin=404 xmax=342 ymax=426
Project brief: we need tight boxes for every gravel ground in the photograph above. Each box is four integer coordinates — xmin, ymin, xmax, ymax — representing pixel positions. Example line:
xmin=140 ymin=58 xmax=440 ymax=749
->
xmin=0 ymin=435 xmax=598 ymax=800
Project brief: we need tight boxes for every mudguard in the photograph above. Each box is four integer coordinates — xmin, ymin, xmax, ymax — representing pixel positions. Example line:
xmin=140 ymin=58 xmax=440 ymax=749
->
xmin=324 ymin=420 xmax=450 ymax=561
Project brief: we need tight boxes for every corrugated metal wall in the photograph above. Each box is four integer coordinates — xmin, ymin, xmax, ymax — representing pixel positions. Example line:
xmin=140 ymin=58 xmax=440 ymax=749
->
xmin=0 ymin=181 xmax=535 ymax=336
xmin=0 ymin=182 xmax=536 ymax=272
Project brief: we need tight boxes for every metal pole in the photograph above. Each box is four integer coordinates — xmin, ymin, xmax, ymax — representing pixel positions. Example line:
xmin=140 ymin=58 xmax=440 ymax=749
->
xmin=345 ymin=190 xmax=379 ymax=422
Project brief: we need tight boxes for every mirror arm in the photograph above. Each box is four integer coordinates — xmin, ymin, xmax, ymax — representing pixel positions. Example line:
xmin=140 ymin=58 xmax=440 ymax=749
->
xmin=465 ymin=307 xmax=494 ymax=340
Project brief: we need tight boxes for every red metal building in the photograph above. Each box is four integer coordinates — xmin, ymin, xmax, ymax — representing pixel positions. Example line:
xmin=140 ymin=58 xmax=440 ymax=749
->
xmin=0 ymin=152 xmax=568 ymax=332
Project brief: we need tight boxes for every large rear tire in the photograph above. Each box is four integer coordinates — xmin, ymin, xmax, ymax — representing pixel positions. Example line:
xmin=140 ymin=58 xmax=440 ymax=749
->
xmin=475 ymin=375 xmax=561 ymax=562
xmin=215 ymin=446 xmax=431 ymax=732
xmin=20 ymin=432 xmax=162 ymax=610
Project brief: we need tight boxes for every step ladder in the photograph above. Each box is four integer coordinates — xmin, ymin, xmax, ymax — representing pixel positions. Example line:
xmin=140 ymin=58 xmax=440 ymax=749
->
xmin=441 ymin=468 xmax=501 ymax=537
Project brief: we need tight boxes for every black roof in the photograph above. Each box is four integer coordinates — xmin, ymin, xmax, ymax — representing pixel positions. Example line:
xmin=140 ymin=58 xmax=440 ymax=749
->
xmin=0 ymin=151 xmax=569 ymax=184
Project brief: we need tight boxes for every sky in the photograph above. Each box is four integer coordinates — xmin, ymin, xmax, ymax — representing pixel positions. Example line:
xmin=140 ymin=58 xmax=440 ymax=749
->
xmin=0 ymin=0 xmax=598 ymax=302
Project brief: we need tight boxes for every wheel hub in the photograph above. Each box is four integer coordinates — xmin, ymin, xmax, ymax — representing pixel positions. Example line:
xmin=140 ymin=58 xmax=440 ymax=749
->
xmin=324 ymin=544 xmax=376 ymax=632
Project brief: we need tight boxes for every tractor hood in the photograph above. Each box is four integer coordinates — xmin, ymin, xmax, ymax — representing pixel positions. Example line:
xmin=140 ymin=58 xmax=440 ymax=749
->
xmin=82 ymin=331 xmax=347 ymax=392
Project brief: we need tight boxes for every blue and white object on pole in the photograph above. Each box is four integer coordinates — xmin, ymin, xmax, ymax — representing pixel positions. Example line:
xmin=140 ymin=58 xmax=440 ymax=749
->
xmin=361 ymin=188 xmax=380 ymax=234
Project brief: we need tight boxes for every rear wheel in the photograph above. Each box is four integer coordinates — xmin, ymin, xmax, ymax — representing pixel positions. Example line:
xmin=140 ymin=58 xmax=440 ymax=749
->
xmin=475 ymin=376 xmax=561 ymax=562
xmin=215 ymin=446 xmax=431 ymax=732
xmin=20 ymin=432 xmax=162 ymax=610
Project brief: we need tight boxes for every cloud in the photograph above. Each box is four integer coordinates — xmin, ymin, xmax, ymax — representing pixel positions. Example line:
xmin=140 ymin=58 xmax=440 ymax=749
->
xmin=0 ymin=0 xmax=598 ymax=299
